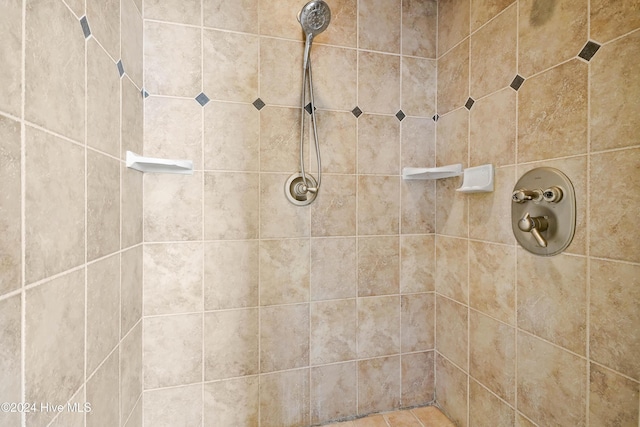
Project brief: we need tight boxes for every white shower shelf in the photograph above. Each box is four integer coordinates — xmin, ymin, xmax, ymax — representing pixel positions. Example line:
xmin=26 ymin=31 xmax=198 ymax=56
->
xmin=126 ymin=151 xmax=193 ymax=175
xmin=402 ymin=163 xmax=494 ymax=193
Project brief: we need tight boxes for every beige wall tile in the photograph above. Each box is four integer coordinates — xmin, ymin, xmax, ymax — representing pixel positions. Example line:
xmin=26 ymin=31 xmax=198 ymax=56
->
xmin=402 ymin=117 xmax=435 ymax=169
xmin=204 ymin=241 xmax=259 ymax=310
xmin=121 ymin=245 xmax=142 ymax=337
xmin=311 ymin=299 xmax=357 ymax=366
xmin=311 ymin=45 xmax=357 ymax=111
xmin=260 ymin=369 xmax=310 ymax=426
xmin=590 ymin=149 xmax=640 ymax=263
xmin=144 ymin=173 xmax=203 ymax=242
xmin=468 ymin=166 xmax=515 ymax=245
xmin=517 ymin=250 xmax=587 ymax=355
xmin=204 ymin=172 xmax=259 ymax=240
xmin=314 ymin=110 xmax=357 ymax=174
xmin=358 ymin=236 xmax=400 ymax=297
xmin=144 ymin=21 xmax=201 ymax=97
xmin=437 ymin=108 xmax=468 ymax=170
xmin=204 ymin=377 xmax=259 ymax=426
xmin=121 ymin=165 xmax=143 ymax=249
xmin=591 ymin=31 xmax=640 ymax=152
xmin=591 ymin=0 xmax=640 ymax=42
xmin=518 ymin=59 xmax=588 ymax=163
xmin=0 ymin=116 xmax=21 ymax=295
xmin=590 ymin=259 xmax=640 ymax=380
xmin=469 ymin=241 xmax=515 ymax=325
xmin=401 ymin=352 xmax=435 ymax=407
xmin=401 ymin=293 xmax=435 ymax=352
xmin=258 ymin=0 xmax=304 ymax=40
xmin=25 ymin=0 xmax=85 ymax=143
xmin=121 ymin=77 xmax=143 ymax=158
xmin=144 ymin=96 xmax=202 ymax=169
xmin=358 ymin=114 xmax=400 ymax=175
xmin=470 ymin=88 xmax=516 ymax=168
xmin=358 ymin=296 xmax=401 ymax=358
xmin=311 ymin=362 xmax=358 ymax=424
xmin=121 ymin=0 xmax=143 ymax=88
xmin=412 ymin=406 xmax=456 ymax=426
xmin=203 ymin=0 xmax=257 ymax=32
xmin=87 ymin=254 xmax=120 ymax=375
xmin=438 ymin=0 xmax=470 ymax=55
xmin=143 ymin=384 xmax=202 ymax=427
xmin=143 ymin=243 xmax=202 ymax=315
xmin=518 ymin=0 xmax=587 ymax=77
xmin=400 ymin=235 xmax=435 ymax=294
xmin=25 ymin=270 xmax=85 ymax=427
xmin=203 ymin=29 xmax=259 ymax=103
xmin=435 ymin=236 xmax=468 ymax=303
xmin=385 ymin=410 xmax=422 ymax=426
xmin=87 ymin=351 xmax=119 ymax=427
xmin=49 ymin=387 xmax=86 ymax=427
xmin=204 ymin=308 xmax=258 ymax=380
xmin=259 ymin=106 xmax=301 ymax=172
xmin=358 ymin=52 xmax=400 ymax=115
xmin=515 ymin=413 xmax=536 ymax=427
xmin=357 ymin=176 xmax=400 ymax=235
xmin=311 ymin=174 xmax=357 ymax=237
xmin=87 ymin=38 xmax=121 ymax=157
xmin=310 ymin=237 xmax=357 ymax=301
xmin=87 ymin=0 xmax=120 ymax=60
xmin=144 ymin=0 xmax=200 ymax=25
xmin=469 ymin=311 xmax=515 ymax=404
xmin=25 ymin=126 xmax=84 ymax=283
xmin=314 ymin=0 xmax=358 ymax=48
xmin=0 ymin=0 xmax=22 ymax=117
xmin=87 ymin=151 xmax=120 ymax=261
xmin=354 ymin=415 xmax=387 ymax=427
xmin=143 ymin=314 xmax=202 ymax=389
xmin=589 ymin=363 xmax=639 ymax=426
xmin=470 ymin=0 xmax=513 ymax=31
xmin=470 ymin=4 xmax=516 ymax=99
xmin=260 ymin=38 xmax=303 ymax=107
xmin=359 ymin=0 xmax=401 ymax=53
xmin=436 ymin=296 xmax=468 ymax=369
xmin=402 ymin=0 xmax=437 ymax=58
xmin=469 ymin=379 xmax=515 ymax=426
xmin=0 ymin=295 xmax=21 ymax=427
xmin=260 ymin=173 xmax=309 ymax=238
xmin=517 ymin=332 xmax=586 ymax=426
xmin=120 ymin=323 xmax=142 ymax=426
xmin=402 ymin=57 xmax=437 ymax=117
xmin=204 ymin=101 xmax=259 ymax=171
xmin=436 ymin=177 xmax=468 ymax=238
xmin=435 ymin=354 xmax=468 ymax=427
xmin=358 ymin=356 xmax=401 ymax=415
xmin=124 ymin=398 xmax=142 ymax=427
xmin=259 ymin=239 xmax=309 ymax=305
xmin=260 ymin=304 xmax=309 ymax=372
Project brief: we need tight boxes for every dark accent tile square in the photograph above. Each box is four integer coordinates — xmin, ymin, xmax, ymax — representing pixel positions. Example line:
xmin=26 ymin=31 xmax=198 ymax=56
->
xmin=305 ymin=102 xmax=316 ymax=115
xmin=195 ymin=92 xmax=210 ymax=106
xmin=253 ymin=98 xmax=265 ymax=110
xmin=510 ymin=75 xmax=525 ymax=91
xmin=465 ymin=98 xmax=475 ymax=110
xmin=396 ymin=110 xmax=406 ymax=121
xmin=142 ymin=89 xmax=149 ymax=98
xmin=351 ymin=106 xmax=362 ymax=118
xmin=117 ymin=60 xmax=125 ymax=77
xmin=80 ymin=16 xmax=91 ymax=38
xmin=578 ymin=41 xmax=601 ymax=61
xmin=433 ymin=114 xmax=439 ymax=122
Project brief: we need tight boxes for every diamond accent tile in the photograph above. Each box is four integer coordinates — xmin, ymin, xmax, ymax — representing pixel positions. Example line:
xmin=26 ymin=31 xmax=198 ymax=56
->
xmin=142 ymin=89 xmax=149 ymax=98
xmin=395 ymin=110 xmax=406 ymax=121
xmin=304 ymin=102 xmax=316 ymax=115
xmin=465 ymin=98 xmax=475 ymax=110
xmin=253 ymin=98 xmax=265 ymax=110
xmin=510 ymin=75 xmax=525 ymax=91
xmin=351 ymin=106 xmax=362 ymax=118
xmin=195 ymin=92 xmax=210 ymax=106
xmin=432 ymin=114 xmax=439 ymax=122
xmin=116 ymin=60 xmax=124 ymax=78
xmin=578 ymin=40 xmax=601 ymax=61
xmin=80 ymin=16 xmax=91 ymax=39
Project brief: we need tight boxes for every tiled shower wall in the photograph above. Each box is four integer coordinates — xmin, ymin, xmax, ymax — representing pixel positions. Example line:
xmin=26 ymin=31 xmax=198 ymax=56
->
xmin=0 ymin=0 xmax=144 ymax=426
xmin=140 ymin=0 xmax=439 ymax=425
xmin=433 ymin=0 xmax=640 ymax=426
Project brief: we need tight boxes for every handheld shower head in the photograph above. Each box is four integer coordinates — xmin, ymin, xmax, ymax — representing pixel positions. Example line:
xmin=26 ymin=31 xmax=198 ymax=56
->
xmin=298 ymin=0 xmax=331 ymax=69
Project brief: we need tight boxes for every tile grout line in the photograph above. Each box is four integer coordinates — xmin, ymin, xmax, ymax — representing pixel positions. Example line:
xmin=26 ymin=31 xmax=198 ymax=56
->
xmin=585 ymin=4 xmax=592 ymax=421
xmin=514 ymin=0 xmax=520 ymax=419
xmin=20 ymin=0 xmax=26 ymax=424
xmin=200 ymin=0 xmax=206 ymax=424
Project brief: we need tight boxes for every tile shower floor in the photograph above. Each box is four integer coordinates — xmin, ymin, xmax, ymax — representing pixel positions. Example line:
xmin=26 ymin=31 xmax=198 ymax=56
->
xmin=322 ymin=406 xmax=455 ymax=427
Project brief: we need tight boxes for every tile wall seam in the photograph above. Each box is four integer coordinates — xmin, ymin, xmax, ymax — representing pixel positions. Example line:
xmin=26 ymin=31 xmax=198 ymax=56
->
xmin=200 ymin=0 xmax=205 ymax=424
xmin=598 ymin=26 xmax=640 ymax=46
xmin=466 ymin=3 xmax=472 ymax=421
xmin=60 ymin=0 xmax=82 ymax=20
xmin=398 ymin=0 xmax=404 ymax=406
xmin=20 ymin=0 xmax=26 ymax=423
xmin=355 ymin=0 xmax=360 ymax=414
xmin=585 ymin=23 xmax=592 ymax=423
xmin=83 ymin=8 xmax=90 ymax=426
xmin=468 ymin=374 xmax=517 ymax=412
xmin=141 ymin=0 xmax=147 ymax=421
xmin=121 ymin=392 xmax=143 ymax=427
xmin=256 ymin=4 xmax=262 ymax=424
xmin=21 ymin=120 xmax=86 ymax=149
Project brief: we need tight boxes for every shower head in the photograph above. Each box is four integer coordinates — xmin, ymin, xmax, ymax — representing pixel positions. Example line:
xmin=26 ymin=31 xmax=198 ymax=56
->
xmin=298 ymin=0 xmax=331 ymax=69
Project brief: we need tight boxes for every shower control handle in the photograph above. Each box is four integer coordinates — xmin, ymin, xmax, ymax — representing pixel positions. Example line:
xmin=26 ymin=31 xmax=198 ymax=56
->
xmin=518 ymin=213 xmax=549 ymax=248
xmin=512 ymin=189 xmax=543 ymax=203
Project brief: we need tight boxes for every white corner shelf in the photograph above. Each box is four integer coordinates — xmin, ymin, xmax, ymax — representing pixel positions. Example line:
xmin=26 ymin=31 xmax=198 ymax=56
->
xmin=402 ymin=164 xmax=463 ymax=180
xmin=402 ymin=163 xmax=494 ymax=193
xmin=126 ymin=151 xmax=193 ymax=175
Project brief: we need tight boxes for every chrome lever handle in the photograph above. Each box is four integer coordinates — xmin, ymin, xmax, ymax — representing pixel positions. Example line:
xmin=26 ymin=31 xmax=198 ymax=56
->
xmin=512 ymin=189 xmax=543 ymax=203
xmin=518 ymin=213 xmax=549 ymax=247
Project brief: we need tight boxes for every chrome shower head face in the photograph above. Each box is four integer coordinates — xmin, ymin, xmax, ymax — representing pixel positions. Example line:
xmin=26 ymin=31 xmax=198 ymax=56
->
xmin=298 ymin=0 xmax=331 ymax=39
